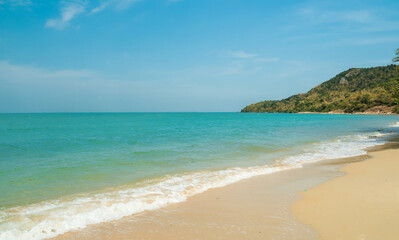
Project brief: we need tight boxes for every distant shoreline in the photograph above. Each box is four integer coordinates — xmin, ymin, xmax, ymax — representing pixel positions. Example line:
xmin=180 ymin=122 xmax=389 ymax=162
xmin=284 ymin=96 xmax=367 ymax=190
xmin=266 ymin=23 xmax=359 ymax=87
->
xmin=296 ymin=111 xmax=397 ymax=115
xmin=243 ymin=105 xmax=398 ymax=115
xmin=241 ymin=111 xmax=398 ymax=115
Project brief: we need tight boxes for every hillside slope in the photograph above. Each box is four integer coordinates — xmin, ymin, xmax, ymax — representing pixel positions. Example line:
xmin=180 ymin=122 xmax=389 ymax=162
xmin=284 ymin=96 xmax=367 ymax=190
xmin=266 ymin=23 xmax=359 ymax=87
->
xmin=241 ymin=65 xmax=399 ymax=114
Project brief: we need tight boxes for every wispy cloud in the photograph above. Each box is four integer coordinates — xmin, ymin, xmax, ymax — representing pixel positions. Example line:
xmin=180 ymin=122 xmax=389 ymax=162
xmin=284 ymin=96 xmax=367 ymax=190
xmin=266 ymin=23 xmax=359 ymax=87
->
xmin=0 ymin=60 xmax=119 ymax=112
xmin=344 ymin=37 xmax=399 ymax=46
xmin=45 ymin=1 xmax=86 ymax=30
xmin=255 ymin=57 xmax=279 ymax=63
xmin=0 ymin=60 xmax=230 ymax=113
xmin=167 ymin=0 xmax=184 ymax=3
xmin=298 ymin=7 xmax=373 ymax=24
xmin=225 ymin=50 xmax=279 ymax=63
xmin=0 ymin=60 xmax=97 ymax=81
xmin=90 ymin=0 xmax=182 ymax=14
xmin=0 ymin=0 xmax=32 ymax=7
xmin=90 ymin=0 xmax=141 ymax=13
xmin=215 ymin=50 xmax=279 ymax=76
xmin=47 ymin=0 xmax=182 ymax=26
xmin=285 ymin=5 xmax=399 ymax=46
xmin=228 ymin=50 xmax=256 ymax=59
xmin=90 ymin=1 xmax=110 ymax=13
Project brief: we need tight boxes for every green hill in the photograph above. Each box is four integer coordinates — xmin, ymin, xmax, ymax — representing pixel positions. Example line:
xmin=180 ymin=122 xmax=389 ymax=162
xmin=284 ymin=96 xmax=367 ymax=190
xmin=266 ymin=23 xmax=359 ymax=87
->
xmin=241 ymin=65 xmax=399 ymax=114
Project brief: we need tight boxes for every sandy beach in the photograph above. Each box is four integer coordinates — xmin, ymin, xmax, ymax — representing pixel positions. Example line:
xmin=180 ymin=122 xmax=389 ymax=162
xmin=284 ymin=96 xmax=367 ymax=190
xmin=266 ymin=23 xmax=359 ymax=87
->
xmin=51 ymin=160 xmax=334 ymax=240
xmin=51 ymin=143 xmax=399 ymax=240
xmin=51 ymin=149 xmax=396 ymax=240
xmin=292 ymin=148 xmax=399 ymax=240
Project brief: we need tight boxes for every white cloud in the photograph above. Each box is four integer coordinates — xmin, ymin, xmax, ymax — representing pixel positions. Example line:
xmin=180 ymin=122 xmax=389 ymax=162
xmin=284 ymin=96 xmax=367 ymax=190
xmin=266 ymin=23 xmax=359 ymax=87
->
xmin=90 ymin=0 xmax=182 ymax=14
xmin=90 ymin=1 xmax=110 ymax=13
xmin=90 ymin=0 xmax=141 ymax=13
xmin=298 ymin=7 xmax=373 ymax=24
xmin=225 ymin=50 xmax=278 ymax=63
xmin=0 ymin=60 xmax=97 ymax=81
xmin=228 ymin=50 xmax=256 ymax=59
xmin=45 ymin=1 xmax=86 ymax=30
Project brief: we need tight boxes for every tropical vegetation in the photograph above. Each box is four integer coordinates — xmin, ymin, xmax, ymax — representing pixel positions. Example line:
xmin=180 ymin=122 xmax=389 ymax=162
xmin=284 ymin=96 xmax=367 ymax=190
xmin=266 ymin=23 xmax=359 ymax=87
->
xmin=392 ymin=48 xmax=399 ymax=106
xmin=242 ymin=64 xmax=399 ymax=114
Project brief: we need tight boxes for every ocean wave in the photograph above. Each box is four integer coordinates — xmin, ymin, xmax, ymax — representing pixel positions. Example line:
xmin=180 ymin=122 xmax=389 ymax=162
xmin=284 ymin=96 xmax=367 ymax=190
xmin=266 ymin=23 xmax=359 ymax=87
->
xmin=281 ymin=132 xmax=386 ymax=165
xmin=0 ymin=132 xmax=388 ymax=240
xmin=390 ymin=122 xmax=399 ymax=127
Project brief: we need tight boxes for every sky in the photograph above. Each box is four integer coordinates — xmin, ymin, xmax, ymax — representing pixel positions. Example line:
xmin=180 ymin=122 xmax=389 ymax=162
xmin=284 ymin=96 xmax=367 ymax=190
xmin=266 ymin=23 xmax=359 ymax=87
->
xmin=0 ymin=0 xmax=399 ymax=112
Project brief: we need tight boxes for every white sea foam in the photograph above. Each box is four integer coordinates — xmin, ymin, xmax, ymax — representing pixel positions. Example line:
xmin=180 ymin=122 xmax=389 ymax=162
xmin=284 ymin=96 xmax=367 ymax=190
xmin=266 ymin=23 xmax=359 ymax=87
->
xmin=390 ymin=122 xmax=399 ymax=127
xmin=0 ymin=132 xmax=389 ymax=240
xmin=281 ymin=132 xmax=386 ymax=165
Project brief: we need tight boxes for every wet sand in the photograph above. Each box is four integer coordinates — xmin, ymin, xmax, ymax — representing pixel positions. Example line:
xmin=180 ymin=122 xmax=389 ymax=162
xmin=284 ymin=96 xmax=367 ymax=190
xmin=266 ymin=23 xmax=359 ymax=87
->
xmin=292 ymin=148 xmax=399 ymax=240
xmin=53 ymin=154 xmax=370 ymax=240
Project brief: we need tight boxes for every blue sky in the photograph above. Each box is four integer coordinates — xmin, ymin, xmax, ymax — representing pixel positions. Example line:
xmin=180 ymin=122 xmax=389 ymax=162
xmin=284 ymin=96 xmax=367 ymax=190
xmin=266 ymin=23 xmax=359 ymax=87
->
xmin=1 ymin=0 xmax=399 ymax=112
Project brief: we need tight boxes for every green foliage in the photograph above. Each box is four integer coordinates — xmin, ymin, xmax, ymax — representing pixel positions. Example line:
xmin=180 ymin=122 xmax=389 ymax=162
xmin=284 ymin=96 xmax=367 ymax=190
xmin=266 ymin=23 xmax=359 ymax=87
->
xmin=392 ymin=49 xmax=399 ymax=105
xmin=241 ymin=65 xmax=399 ymax=113
xmin=393 ymin=48 xmax=399 ymax=63
xmin=392 ymin=72 xmax=399 ymax=105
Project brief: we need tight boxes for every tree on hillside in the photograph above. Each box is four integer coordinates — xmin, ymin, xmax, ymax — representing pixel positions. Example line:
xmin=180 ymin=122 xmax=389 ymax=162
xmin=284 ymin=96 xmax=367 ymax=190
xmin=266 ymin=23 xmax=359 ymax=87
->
xmin=393 ymin=48 xmax=399 ymax=63
xmin=392 ymin=49 xmax=399 ymax=107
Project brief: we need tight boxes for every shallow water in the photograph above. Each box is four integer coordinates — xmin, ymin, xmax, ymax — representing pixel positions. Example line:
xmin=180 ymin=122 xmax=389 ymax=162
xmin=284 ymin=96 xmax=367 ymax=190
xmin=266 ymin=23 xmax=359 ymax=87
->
xmin=0 ymin=113 xmax=398 ymax=240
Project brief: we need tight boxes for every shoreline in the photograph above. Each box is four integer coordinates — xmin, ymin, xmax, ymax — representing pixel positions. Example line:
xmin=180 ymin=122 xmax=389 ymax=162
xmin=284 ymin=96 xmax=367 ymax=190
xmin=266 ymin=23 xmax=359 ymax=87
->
xmin=51 ymin=139 xmax=399 ymax=240
xmin=51 ymin=158 xmax=344 ymax=240
xmin=241 ymin=111 xmax=398 ymax=115
xmin=241 ymin=112 xmax=397 ymax=115
xmin=297 ymin=111 xmax=397 ymax=115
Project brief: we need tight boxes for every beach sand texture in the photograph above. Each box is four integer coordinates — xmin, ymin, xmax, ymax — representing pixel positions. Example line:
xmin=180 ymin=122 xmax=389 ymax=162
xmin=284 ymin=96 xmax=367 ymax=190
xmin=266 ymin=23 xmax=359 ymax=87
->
xmin=53 ymin=156 xmax=360 ymax=240
xmin=292 ymin=148 xmax=399 ymax=240
xmin=52 ymin=149 xmax=399 ymax=240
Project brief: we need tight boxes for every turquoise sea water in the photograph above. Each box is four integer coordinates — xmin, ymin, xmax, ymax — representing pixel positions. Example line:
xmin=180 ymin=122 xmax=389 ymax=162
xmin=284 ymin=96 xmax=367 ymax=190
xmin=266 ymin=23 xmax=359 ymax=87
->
xmin=0 ymin=113 xmax=398 ymax=240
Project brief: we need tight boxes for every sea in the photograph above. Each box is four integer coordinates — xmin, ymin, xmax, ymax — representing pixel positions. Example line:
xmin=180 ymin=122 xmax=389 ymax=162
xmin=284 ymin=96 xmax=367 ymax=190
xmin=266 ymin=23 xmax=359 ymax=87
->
xmin=0 ymin=113 xmax=398 ymax=240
